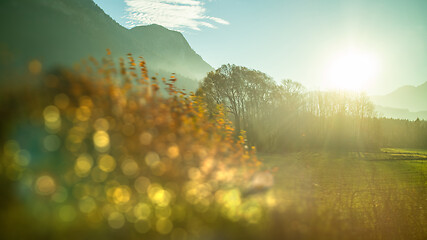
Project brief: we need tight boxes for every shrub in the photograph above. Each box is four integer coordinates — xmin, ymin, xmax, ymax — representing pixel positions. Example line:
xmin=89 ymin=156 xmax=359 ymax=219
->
xmin=0 ymin=54 xmax=267 ymax=239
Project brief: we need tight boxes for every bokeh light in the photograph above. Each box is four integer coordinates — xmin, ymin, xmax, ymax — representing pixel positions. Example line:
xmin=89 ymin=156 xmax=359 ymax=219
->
xmin=35 ymin=175 xmax=56 ymax=195
xmin=98 ymin=154 xmax=116 ymax=173
xmin=0 ymin=54 xmax=266 ymax=239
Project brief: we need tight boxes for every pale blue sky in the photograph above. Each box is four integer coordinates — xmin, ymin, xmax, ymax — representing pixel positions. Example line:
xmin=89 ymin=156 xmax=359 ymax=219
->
xmin=93 ymin=0 xmax=427 ymax=94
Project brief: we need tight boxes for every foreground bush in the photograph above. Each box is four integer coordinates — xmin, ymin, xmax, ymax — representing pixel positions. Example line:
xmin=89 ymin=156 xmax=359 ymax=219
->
xmin=0 ymin=55 xmax=269 ymax=239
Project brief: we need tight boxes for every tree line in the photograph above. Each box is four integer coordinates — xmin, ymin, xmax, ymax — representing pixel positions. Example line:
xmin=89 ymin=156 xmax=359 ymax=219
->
xmin=197 ymin=64 xmax=427 ymax=152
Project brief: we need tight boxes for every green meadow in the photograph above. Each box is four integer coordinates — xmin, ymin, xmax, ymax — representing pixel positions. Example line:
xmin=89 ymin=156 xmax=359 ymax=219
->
xmin=255 ymin=149 xmax=427 ymax=239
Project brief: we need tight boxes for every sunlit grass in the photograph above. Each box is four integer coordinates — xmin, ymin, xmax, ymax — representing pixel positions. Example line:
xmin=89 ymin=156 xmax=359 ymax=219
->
xmin=259 ymin=150 xmax=427 ymax=239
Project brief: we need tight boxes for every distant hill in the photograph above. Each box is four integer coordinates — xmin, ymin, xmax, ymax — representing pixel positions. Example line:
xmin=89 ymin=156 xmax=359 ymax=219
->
xmin=0 ymin=0 xmax=213 ymax=90
xmin=374 ymin=105 xmax=427 ymax=120
xmin=371 ymin=82 xmax=427 ymax=112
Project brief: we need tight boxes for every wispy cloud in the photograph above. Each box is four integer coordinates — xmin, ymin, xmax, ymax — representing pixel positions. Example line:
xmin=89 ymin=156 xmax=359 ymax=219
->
xmin=124 ymin=0 xmax=229 ymax=31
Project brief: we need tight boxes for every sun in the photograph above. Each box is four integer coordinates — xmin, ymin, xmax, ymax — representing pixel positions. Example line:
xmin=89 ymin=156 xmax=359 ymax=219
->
xmin=326 ymin=49 xmax=379 ymax=91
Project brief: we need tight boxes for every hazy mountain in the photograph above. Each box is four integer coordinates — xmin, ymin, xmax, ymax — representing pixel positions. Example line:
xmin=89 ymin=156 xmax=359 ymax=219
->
xmin=0 ymin=0 xmax=213 ymax=89
xmin=374 ymin=105 xmax=427 ymax=120
xmin=128 ymin=24 xmax=214 ymax=80
xmin=371 ymin=82 xmax=427 ymax=112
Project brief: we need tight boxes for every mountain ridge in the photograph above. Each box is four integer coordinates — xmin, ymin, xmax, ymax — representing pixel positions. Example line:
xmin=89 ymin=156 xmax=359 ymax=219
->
xmin=374 ymin=105 xmax=427 ymax=120
xmin=371 ymin=81 xmax=427 ymax=113
xmin=0 ymin=0 xmax=213 ymax=89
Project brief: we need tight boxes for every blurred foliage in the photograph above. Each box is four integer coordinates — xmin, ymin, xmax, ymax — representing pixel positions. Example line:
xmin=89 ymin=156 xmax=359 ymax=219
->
xmin=0 ymin=54 xmax=272 ymax=240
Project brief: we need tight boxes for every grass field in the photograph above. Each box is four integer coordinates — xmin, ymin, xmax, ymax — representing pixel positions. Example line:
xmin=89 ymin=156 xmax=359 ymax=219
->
xmin=256 ymin=149 xmax=427 ymax=239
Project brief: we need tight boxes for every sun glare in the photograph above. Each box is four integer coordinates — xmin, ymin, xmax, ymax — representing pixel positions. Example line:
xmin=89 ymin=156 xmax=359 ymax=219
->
xmin=326 ymin=49 xmax=379 ymax=91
